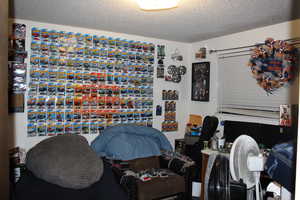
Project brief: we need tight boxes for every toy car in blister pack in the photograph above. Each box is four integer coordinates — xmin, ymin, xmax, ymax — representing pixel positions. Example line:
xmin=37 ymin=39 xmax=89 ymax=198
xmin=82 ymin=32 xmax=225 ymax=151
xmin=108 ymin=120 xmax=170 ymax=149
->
xmin=89 ymin=59 xmax=98 ymax=71
xmin=36 ymin=96 xmax=46 ymax=108
xmin=27 ymin=96 xmax=36 ymax=109
xmin=49 ymin=43 xmax=59 ymax=56
xmin=56 ymin=96 xmax=65 ymax=109
xmin=58 ymin=57 xmax=66 ymax=68
xmin=64 ymin=122 xmax=73 ymax=134
xmin=81 ymin=121 xmax=90 ymax=134
xmin=66 ymin=32 xmax=76 ymax=45
xmin=84 ymin=34 xmax=93 ymax=46
xmin=30 ymin=55 xmax=40 ymax=66
xmin=47 ymin=109 xmax=56 ymax=121
xmin=36 ymin=109 xmax=46 ymax=122
xmin=82 ymin=96 xmax=90 ymax=109
xmin=75 ymin=33 xmax=84 ymax=46
xmin=99 ymin=48 xmax=107 ymax=58
xmin=89 ymin=72 xmax=97 ymax=83
xmin=31 ymin=41 xmax=40 ymax=54
xmin=65 ymin=96 xmax=74 ymax=108
xmin=49 ymin=30 xmax=59 ymax=43
xmin=46 ymin=97 xmax=55 ymax=109
xmin=75 ymin=45 xmax=84 ymax=57
xmin=27 ymin=109 xmax=36 ymax=122
xmin=81 ymin=71 xmax=89 ymax=83
xmin=90 ymin=85 xmax=98 ymax=97
xmin=84 ymin=47 xmax=92 ymax=59
xmin=90 ymin=97 xmax=97 ymax=109
xmin=74 ymin=96 xmax=82 ymax=108
xmin=57 ymin=31 xmax=65 ymax=43
xmin=40 ymin=29 xmax=49 ymax=42
xmin=48 ymin=70 xmax=57 ymax=82
xmin=66 ymin=83 xmax=74 ymax=95
xmin=74 ymin=84 xmax=83 ymax=96
xmin=66 ymin=59 xmax=74 ymax=69
xmin=91 ymin=47 xmax=100 ymax=59
xmin=40 ymin=42 xmax=49 ymax=56
xmin=56 ymin=109 xmax=64 ymax=122
xmin=58 ymin=44 xmax=67 ymax=57
xmin=47 ymin=123 xmax=56 ymax=136
xmin=55 ymin=122 xmax=64 ymax=135
xmin=74 ymin=71 xmax=82 ymax=83
xmin=32 ymin=28 xmax=40 ymax=41
xmin=56 ymin=83 xmax=65 ymax=95
xmin=28 ymin=82 xmax=38 ymax=95
xmin=89 ymin=121 xmax=98 ymax=134
xmin=27 ymin=123 xmax=37 ymax=137
xmin=40 ymin=55 xmax=49 ymax=67
xmin=49 ymin=56 xmax=58 ymax=68
xmin=73 ymin=122 xmax=81 ymax=134
xmin=66 ymin=70 xmax=74 ymax=82
xmin=38 ymin=70 xmax=48 ymax=81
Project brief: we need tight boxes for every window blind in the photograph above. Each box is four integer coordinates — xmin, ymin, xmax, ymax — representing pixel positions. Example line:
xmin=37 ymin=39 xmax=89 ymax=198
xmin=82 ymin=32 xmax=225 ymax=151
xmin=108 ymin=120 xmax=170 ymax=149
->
xmin=218 ymin=54 xmax=291 ymax=119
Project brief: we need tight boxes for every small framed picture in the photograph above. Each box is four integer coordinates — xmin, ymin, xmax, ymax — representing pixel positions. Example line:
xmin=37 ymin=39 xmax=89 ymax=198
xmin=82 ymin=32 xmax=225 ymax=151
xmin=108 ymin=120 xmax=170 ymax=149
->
xmin=280 ymin=104 xmax=292 ymax=127
xmin=191 ymin=62 xmax=210 ymax=101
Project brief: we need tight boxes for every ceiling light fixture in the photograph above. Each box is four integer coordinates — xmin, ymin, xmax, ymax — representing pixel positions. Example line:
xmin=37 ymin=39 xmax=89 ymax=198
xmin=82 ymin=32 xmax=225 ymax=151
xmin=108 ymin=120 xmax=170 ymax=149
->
xmin=135 ymin=0 xmax=181 ymax=10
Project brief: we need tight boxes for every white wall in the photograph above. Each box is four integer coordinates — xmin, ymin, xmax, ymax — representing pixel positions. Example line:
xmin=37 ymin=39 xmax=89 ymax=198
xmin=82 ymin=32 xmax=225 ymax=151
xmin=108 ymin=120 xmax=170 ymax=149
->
xmin=189 ymin=19 xmax=300 ymax=126
xmin=9 ymin=19 xmax=191 ymax=151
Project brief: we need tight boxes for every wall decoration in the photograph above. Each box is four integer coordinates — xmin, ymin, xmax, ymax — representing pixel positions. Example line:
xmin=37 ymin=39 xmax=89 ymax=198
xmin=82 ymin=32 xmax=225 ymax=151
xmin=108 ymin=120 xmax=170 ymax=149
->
xmin=157 ymin=66 xmax=164 ymax=78
xmin=27 ymin=27 xmax=155 ymax=137
xmin=280 ymin=104 xmax=292 ymax=127
xmin=156 ymin=105 xmax=162 ymax=116
xmin=156 ymin=45 xmax=165 ymax=79
xmin=8 ymin=23 xmax=28 ymax=113
xmin=195 ymin=47 xmax=207 ymax=59
xmin=165 ymin=65 xmax=186 ymax=83
xmin=162 ymin=90 xmax=178 ymax=100
xmin=248 ymin=38 xmax=298 ymax=94
xmin=161 ymin=91 xmax=178 ymax=132
xmin=171 ymin=49 xmax=183 ymax=61
xmin=191 ymin=62 xmax=210 ymax=101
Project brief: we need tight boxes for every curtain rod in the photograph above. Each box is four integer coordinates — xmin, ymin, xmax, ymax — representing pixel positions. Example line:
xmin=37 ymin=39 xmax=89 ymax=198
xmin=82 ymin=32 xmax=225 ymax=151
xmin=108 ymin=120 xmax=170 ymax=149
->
xmin=209 ymin=37 xmax=300 ymax=54
xmin=217 ymin=42 xmax=300 ymax=59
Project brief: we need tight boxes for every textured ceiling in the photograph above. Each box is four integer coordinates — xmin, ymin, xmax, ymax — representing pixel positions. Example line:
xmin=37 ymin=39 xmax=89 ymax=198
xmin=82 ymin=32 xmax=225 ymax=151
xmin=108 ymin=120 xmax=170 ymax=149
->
xmin=10 ymin=0 xmax=300 ymax=42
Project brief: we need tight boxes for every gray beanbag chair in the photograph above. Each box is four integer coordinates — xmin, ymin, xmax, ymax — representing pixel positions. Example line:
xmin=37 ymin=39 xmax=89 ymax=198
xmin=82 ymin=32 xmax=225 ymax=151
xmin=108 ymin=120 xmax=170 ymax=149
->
xmin=26 ymin=135 xmax=103 ymax=189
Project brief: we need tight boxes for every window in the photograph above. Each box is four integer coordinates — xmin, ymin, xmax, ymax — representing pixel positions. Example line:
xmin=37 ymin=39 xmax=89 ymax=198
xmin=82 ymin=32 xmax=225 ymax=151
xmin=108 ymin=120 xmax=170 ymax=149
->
xmin=218 ymin=54 xmax=295 ymax=119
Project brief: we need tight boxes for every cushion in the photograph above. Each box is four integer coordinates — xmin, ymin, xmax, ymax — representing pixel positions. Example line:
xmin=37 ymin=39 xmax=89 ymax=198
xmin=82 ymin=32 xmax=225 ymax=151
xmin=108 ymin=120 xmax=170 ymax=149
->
xmin=26 ymin=135 xmax=103 ymax=189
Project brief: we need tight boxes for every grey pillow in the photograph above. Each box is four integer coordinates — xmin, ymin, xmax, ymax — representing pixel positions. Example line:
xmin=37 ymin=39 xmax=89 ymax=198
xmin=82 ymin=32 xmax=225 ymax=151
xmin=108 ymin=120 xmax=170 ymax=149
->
xmin=26 ymin=135 xmax=103 ymax=189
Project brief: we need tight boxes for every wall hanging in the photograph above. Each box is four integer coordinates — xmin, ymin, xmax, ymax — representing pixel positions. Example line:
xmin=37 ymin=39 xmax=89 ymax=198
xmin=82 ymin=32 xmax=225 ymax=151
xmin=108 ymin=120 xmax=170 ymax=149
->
xmin=8 ymin=23 xmax=28 ymax=113
xmin=195 ymin=47 xmax=207 ymax=59
xmin=157 ymin=45 xmax=165 ymax=78
xmin=248 ymin=38 xmax=298 ymax=94
xmin=191 ymin=62 xmax=210 ymax=101
xmin=27 ymin=27 xmax=155 ymax=137
xmin=165 ymin=65 xmax=186 ymax=83
xmin=161 ymin=90 xmax=178 ymax=132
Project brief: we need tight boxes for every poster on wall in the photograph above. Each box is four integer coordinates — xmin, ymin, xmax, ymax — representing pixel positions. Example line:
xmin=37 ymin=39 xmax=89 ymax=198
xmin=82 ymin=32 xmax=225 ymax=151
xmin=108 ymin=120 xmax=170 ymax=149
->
xmin=191 ymin=62 xmax=210 ymax=101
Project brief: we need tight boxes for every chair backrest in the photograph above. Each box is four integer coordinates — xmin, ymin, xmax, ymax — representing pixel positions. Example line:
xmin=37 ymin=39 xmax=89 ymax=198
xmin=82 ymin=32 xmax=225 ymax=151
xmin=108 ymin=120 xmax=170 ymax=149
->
xmin=200 ymin=116 xmax=219 ymax=141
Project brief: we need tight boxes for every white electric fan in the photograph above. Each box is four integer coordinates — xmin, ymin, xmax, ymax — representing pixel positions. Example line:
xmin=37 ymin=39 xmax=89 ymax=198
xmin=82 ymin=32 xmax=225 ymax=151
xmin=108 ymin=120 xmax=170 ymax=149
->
xmin=230 ymin=135 xmax=264 ymax=200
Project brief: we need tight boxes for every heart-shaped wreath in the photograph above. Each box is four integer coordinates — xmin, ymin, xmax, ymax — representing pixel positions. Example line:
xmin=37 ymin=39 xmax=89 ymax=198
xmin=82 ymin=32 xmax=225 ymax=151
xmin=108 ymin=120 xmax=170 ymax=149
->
xmin=248 ymin=38 xmax=298 ymax=94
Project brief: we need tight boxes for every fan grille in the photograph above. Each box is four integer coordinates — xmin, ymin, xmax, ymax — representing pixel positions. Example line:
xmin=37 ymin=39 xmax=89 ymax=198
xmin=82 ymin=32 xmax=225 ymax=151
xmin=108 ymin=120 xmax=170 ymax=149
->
xmin=230 ymin=135 xmax=260 ymax=189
